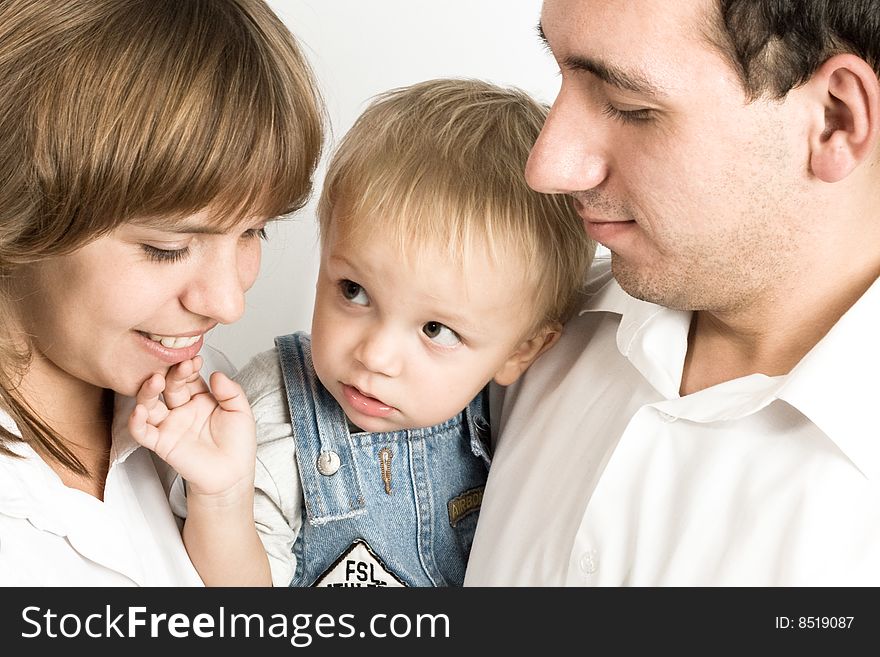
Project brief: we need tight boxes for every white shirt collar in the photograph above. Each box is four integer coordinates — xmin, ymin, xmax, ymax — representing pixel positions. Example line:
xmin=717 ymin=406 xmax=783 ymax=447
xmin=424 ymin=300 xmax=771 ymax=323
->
xmin=579 ymin=269 xmax=691 ymax=400
xmin=776 ymin=274 xmax=880 ymax=478
xmin=110 ymin=394 xmax=142 ymax=465
xmin=1 ymin=395 xmax=142 ymax=531
xmin=578 ymin=260 xmax=880 ymax=479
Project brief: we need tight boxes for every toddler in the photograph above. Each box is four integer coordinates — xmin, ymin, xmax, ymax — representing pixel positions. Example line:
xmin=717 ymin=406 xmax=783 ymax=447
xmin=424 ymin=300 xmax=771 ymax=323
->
xmin=130 ymin=78 xmax=595 ymax=586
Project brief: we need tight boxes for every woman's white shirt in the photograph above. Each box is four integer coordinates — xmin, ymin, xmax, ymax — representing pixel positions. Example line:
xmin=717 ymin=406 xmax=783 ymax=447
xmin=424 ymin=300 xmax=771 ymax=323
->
xmin=0 ymin=402 xmax=204 ymax=586
xmin=0 ymin=346 xmax=234 ymax=586
xmin=0 ymin=345 xmax=235 ymax=586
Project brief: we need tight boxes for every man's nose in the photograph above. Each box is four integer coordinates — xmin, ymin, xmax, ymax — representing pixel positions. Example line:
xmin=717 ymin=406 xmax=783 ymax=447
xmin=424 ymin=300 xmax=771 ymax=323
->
xmin=525 ymin=89 xmax=609 ymax=194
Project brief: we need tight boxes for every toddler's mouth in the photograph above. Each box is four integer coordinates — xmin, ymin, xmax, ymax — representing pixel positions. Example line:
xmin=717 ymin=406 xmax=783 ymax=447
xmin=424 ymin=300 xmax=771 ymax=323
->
xmin=342 ymin=384 xmax=396 ymax=418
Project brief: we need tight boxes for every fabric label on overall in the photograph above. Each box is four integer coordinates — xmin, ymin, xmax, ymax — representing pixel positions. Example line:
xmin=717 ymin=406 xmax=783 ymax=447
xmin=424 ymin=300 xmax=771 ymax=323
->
xmin=311 ymin=539 xmax=407 ymax=587
xmin=447 ymin=485 xmax=484 ymax=527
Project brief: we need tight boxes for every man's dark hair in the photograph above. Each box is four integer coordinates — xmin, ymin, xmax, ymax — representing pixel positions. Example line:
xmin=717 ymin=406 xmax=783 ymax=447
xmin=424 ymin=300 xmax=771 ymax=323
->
xmin=709 ymin=0 xmax=880 ymax=99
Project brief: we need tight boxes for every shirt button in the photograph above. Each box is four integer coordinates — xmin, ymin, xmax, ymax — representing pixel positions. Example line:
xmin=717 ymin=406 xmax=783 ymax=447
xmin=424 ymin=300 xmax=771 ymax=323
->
xmin=316 ymin=451 xmax=341 ymax=476
xmin=578 ymin=549 xmax=599 ymax=575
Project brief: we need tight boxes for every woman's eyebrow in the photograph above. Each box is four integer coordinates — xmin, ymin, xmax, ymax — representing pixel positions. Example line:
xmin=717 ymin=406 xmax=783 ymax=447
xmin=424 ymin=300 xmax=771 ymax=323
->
xmin=132 ymin=219 xmax=237 ymax=235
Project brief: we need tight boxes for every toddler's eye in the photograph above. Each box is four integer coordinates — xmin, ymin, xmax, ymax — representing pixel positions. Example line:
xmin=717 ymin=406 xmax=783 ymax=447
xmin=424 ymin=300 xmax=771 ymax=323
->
xmin=422 ymin=321 xmax=460 ymax=346
xmin=339 ymin=279 xmax=369 ymax=306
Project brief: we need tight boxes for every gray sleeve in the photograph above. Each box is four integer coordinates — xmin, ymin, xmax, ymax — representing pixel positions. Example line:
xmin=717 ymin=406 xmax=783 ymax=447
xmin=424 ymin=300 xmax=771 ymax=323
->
xmin=236 ymin=348 xmax=304 ymax=587
xmin=199 ymin=343 xmax=238 ymax=377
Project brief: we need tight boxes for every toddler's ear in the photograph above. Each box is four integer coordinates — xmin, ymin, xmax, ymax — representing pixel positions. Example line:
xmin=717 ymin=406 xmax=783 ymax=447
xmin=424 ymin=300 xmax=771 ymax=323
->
xmin=493 ymin=324 xmax=561 ymax=387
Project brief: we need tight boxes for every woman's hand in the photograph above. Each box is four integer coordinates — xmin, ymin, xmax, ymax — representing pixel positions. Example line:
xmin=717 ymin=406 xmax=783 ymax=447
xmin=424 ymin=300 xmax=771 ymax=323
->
xmin=127 ymin=357 xmax=256 ymax=500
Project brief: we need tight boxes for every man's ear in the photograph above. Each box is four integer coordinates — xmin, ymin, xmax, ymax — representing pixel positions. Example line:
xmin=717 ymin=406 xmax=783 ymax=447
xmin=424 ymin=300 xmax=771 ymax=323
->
xmin=493 ymin=323 xmax=561 ymax=387
xmin=806 ymin=53 xmax=880 ymax=183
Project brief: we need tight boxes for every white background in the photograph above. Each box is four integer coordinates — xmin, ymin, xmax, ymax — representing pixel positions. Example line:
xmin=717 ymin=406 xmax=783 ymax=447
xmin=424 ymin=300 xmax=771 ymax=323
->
xmin=208 ymin=0 xmax=560 ymax=367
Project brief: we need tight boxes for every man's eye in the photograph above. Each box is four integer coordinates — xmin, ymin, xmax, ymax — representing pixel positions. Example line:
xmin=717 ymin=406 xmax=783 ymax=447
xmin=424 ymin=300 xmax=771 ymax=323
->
xmin=422 ymin=321 xmax=460 ymax=347
xmin=141 ymin=245 xmax=190 ymax=263
xmin=601 ymin=103 xmax=653 ymax=124
xmin=339 ymin=279 xmax=369 ymax=306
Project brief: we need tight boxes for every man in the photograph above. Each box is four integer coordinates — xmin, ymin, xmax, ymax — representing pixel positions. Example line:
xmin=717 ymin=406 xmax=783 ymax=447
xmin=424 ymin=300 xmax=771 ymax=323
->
xmin=465 ymin=0 xmax=880 ymax=585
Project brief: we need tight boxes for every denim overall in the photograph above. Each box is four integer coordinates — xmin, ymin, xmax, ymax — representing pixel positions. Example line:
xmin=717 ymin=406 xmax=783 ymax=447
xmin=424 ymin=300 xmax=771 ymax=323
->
xmin=276 ymin=332 xmax=491 ymax=587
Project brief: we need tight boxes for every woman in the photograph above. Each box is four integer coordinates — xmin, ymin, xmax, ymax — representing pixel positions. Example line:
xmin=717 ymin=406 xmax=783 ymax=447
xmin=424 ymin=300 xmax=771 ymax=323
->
xmin=0 ymin=0 xmax=322 ymax=585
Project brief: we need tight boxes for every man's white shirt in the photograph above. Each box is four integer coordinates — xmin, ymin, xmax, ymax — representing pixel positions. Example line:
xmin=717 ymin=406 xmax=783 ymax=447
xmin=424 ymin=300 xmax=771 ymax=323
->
xmin=465 ymin=256 xmax=880 ymax=586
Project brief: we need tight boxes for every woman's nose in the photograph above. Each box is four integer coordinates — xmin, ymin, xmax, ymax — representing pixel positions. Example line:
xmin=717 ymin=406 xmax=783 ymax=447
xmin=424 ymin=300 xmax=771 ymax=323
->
xmin=180 ymin=239 xmax=260 ymax=324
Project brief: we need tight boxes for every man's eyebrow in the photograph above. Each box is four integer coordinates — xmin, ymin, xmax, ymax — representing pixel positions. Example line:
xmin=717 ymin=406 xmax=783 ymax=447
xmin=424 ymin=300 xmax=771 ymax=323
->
xmin=536 ymin=21 xmax=667 ymax=98
xmin=565 ymin=56 xmax=667 ymax=97
xmin=536 ymin=21 xmax=550 ymax=52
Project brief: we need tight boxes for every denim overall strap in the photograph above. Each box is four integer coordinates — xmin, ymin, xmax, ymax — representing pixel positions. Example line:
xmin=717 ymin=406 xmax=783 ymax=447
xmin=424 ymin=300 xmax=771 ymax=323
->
xmin=275 ymin=332 xmax=366 ymax=524
xmin=464 ymin=385 xmax=492 ymax=468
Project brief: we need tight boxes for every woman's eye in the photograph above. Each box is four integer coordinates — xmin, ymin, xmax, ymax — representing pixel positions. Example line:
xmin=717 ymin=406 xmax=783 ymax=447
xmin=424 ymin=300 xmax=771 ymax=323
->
xmin=141 ymin=245 xmax=190 ymax=263
xmin=422 ymin=321 xmax=460 ymax=346
xmin=339 ymin=279 xmax=369 ymax=306
xmin=242 ymin=227 xmax=268 ymax=240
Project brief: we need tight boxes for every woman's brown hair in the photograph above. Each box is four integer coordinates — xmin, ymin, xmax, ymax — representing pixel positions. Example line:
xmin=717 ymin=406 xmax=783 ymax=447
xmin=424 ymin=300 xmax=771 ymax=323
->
xmin=0 ymin=0 xmax=323 ymax=473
